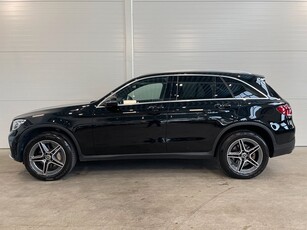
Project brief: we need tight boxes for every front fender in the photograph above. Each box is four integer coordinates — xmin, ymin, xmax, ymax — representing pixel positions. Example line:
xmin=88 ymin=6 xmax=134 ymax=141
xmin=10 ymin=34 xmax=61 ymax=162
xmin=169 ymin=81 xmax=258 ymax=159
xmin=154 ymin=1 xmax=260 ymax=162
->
xmin=16 ymin=124 xmax=83 ymax=162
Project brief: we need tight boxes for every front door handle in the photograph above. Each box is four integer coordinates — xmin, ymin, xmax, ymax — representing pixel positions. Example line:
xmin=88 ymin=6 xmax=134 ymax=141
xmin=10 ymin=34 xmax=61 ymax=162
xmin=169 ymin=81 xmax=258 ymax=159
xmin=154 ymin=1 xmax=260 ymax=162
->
xmin=146 ymin=105 xmax=164 ymax=114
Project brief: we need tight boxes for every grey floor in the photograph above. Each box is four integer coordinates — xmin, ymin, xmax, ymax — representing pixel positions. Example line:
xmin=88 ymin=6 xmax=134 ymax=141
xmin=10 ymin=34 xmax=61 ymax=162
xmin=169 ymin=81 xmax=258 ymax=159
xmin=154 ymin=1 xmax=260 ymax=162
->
xmin=0 ymin=148 xmax=307 ymax=230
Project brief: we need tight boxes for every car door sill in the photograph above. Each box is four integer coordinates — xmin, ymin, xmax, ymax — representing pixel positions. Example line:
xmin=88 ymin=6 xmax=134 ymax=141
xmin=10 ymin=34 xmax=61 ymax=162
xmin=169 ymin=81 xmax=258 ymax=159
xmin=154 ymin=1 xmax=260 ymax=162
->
xmin=79 ymin=152 xmax=214 ymax=161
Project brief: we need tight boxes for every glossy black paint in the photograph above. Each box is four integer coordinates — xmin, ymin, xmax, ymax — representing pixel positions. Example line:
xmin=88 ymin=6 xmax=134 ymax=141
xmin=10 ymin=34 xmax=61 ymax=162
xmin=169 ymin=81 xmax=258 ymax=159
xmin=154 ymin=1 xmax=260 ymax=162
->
xmin=166 ymin=99 xmax=239 ymax=153
xmin=93 ymin=102 xmax=168 ymax=155
xmin=8 ymin=71 xmax=295 ymax=163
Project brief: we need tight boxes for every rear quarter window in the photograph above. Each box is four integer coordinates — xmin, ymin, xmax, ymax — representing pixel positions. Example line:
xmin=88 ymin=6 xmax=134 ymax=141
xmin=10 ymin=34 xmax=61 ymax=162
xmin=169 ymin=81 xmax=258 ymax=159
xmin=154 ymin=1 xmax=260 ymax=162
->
xmin=223 ymin=78 xmax=266 ymax=99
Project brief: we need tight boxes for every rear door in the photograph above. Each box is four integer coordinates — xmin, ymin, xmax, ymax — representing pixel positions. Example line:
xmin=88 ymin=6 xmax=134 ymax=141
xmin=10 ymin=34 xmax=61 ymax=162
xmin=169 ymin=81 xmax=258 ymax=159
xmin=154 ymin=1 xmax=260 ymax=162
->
xmin=166 ymin=75 xmax=240 ymax=153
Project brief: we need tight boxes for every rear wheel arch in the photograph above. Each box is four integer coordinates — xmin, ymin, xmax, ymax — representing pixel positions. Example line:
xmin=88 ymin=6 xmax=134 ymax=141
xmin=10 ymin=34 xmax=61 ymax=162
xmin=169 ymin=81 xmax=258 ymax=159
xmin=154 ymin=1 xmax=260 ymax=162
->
xmin=17 ymin=125 xmax=82 ymax=162
xmin=213 ymin=123 xmax=275 ymax=157
xmin=218 ymin=131 xmax=269 ymax=179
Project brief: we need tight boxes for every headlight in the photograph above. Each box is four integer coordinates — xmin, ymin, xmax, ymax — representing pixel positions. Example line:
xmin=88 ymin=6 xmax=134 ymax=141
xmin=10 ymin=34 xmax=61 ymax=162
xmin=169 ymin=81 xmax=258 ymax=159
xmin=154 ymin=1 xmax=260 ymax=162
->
xmin=11 ymin=119 xmax=26 ymax=131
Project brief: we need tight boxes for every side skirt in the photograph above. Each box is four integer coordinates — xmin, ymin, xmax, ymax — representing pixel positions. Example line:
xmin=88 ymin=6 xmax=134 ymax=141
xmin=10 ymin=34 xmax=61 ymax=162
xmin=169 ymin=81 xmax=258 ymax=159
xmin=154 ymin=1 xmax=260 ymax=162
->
xmin=79 ymin=152 xmax=214 ymax=162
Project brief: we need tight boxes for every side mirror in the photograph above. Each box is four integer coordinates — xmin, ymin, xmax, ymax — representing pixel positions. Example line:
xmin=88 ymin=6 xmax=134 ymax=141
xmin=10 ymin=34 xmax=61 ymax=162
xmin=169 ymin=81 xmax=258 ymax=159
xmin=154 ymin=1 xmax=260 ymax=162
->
xmin=105 ymin=100 xmax=118 ymax=109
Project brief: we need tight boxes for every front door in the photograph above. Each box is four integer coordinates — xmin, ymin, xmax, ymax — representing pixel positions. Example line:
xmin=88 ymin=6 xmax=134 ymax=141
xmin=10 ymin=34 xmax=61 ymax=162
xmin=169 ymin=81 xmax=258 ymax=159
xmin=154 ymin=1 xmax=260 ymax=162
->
xmin=92 ymin=76 xmax=171 ymax=155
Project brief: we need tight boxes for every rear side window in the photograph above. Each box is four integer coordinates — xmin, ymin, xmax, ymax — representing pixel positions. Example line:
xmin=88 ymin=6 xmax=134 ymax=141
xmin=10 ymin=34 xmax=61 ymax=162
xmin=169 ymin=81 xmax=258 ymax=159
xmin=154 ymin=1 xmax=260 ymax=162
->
xmin=175 ymin=76 xmax=214 ymax=100
xmin=223 ymin=78 xmax=266 ymax=99
xmin=215 ymin=77 xmax=233 ymax=98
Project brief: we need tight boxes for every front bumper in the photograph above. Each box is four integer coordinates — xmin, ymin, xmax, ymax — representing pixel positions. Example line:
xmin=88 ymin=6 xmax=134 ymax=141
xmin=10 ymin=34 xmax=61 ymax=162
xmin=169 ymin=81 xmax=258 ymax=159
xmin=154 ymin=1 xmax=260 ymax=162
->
xmin=8 ymin=130 xmax=22 ymax=162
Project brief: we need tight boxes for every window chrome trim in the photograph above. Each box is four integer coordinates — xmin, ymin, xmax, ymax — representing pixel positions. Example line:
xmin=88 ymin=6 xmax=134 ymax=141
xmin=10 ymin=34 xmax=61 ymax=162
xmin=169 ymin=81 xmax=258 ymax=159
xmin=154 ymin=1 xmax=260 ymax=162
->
xmin=97 ymin=97 xmax=270 ymax=108
xmin=189 ymin=109 xmax=204 ymax=112
xmin=96 ymin=74 xmax=269 ymax=108
xmin=122 ymin=111 xmax=137 ymax=114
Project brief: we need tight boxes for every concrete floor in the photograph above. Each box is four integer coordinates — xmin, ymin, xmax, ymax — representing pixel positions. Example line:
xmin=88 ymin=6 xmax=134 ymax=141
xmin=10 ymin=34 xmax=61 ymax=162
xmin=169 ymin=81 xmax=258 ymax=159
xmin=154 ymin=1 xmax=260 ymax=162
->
xmin=0 ymin=148 xmax=307 ymax=230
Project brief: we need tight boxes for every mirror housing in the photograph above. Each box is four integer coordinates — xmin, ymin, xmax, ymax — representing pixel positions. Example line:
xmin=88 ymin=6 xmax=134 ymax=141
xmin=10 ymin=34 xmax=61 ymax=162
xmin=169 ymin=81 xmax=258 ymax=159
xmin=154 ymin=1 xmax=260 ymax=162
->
xmin=105 ymin=100 xmax=118 ymax=109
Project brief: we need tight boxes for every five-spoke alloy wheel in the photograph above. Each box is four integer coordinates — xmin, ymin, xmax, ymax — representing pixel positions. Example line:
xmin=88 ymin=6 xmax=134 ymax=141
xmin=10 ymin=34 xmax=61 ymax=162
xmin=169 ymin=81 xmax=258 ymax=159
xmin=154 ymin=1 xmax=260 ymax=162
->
xmin=219 ymin=131 xmax=269 ymax=179
xmin=24 ymin=132 xmax=76 ymax=181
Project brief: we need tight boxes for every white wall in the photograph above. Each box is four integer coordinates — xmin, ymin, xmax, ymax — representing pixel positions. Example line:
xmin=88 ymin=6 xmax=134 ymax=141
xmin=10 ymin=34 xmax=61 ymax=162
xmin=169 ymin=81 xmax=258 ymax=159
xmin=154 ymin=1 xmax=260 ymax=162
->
xmin=134 ymin=1 xmax=307 ymax=146
xmin=0 ymin=0 xmax=306 ymax=147
xmin=0 ymin=0 xmax=126 ymax=147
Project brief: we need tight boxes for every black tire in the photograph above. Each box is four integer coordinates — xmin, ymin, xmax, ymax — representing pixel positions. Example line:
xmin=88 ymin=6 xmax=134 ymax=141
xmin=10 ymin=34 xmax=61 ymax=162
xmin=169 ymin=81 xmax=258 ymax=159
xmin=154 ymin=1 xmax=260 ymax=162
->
xmin=23 ymin=132 xmax=77 ymax=181
xmin=218 ymin=131 xmax=269 ymax=179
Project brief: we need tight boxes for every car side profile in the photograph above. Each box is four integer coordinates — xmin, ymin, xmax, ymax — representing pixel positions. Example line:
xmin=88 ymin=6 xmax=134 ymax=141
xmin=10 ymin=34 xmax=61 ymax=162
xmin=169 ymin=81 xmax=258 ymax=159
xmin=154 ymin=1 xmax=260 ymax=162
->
xmin=8 ymin=71 xmax=295 ymax=180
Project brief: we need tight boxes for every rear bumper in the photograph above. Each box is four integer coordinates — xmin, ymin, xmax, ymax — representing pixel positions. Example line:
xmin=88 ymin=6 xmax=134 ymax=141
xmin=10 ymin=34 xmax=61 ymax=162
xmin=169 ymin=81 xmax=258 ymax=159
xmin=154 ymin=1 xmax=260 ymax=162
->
xmin=272 ymin=137 xmax=295 ymax=157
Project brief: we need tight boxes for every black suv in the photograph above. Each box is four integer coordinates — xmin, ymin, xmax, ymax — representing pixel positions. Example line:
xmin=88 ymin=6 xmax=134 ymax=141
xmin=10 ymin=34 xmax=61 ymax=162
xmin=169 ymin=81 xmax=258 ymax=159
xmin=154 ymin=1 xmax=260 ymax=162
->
xmin=8 ymin=71 xmax=295 ymax=180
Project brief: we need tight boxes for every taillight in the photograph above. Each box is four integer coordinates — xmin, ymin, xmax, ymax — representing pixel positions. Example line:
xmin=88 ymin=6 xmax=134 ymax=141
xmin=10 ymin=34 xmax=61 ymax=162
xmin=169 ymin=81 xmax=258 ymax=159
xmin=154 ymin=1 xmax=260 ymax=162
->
xmin=276 ymin=104 xmax=292 ymax=117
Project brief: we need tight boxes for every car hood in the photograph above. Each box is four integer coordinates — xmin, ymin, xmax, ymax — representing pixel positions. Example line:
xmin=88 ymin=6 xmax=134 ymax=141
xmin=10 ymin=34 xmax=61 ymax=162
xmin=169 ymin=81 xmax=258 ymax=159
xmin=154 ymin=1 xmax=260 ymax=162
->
xmin=14 ymin=102 xmax=92 ymax=119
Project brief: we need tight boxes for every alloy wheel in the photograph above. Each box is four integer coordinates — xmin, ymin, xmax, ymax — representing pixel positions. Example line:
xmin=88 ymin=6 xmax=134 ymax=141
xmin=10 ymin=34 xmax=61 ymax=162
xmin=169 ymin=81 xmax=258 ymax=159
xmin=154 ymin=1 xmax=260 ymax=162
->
xmin=226 ymin=138 xmax=263 ymax=175
xmin=28 ymin=140 xmax=66 ymax=177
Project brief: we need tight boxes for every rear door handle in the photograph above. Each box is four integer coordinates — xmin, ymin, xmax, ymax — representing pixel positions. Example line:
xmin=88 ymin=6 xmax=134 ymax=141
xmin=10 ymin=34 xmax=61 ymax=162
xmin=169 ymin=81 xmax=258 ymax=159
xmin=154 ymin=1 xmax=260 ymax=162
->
xmin=222 ymin=103 xmax=231 ymax=109
xmin=214 ymin=103 xmax=231 ymax=109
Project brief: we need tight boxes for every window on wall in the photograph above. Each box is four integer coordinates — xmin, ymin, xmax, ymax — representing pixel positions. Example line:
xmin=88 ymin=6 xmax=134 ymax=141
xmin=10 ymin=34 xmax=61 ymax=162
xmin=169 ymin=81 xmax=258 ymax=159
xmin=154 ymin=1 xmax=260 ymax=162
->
xmin=115 ymin=77 xmax=168 ymax=104
xmin=175 ymin=76 xmax=214 ymax=100
xmin=223 ymin=78 xmax=265 ymax=99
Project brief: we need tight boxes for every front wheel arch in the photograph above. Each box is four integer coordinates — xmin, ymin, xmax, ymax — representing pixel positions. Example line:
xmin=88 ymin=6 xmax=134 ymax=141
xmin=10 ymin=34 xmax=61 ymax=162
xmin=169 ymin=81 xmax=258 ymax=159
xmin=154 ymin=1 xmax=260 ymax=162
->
xmin=23 ymin=132 xmax=77 ymax=180
xmin=17 ymin=125 xmax=82 ymax=162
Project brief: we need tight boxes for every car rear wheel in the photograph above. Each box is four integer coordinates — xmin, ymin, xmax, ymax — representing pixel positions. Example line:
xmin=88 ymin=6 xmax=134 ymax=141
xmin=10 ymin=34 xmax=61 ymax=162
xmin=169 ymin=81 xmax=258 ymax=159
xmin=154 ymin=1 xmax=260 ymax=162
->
xmin=24 ymin=132 xmax=77 ymax=181
xmin=218 ymin=131 xmax=269 ymax=179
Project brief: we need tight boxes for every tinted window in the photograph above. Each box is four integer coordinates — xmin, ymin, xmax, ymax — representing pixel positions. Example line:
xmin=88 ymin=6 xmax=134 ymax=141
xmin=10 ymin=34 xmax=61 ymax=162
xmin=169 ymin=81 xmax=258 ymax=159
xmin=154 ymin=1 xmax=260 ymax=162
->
xmin=175 ymin=76 xmax=214 ymax=100
xmin=223 ymin=78 xmax=265 ymax=99
xmin=215 ymin=77 xmax=233 ymax=98
xmin=128 ymin=83 xmax=163 ymax=101
xmin=115 ymin=77 xmax=168 ymax=104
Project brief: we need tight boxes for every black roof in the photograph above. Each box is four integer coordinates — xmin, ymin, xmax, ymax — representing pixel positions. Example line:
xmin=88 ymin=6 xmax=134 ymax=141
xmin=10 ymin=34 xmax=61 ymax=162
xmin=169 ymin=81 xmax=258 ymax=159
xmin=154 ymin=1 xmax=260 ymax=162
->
xmin=137 ymin=71 xmax=265 ymax=81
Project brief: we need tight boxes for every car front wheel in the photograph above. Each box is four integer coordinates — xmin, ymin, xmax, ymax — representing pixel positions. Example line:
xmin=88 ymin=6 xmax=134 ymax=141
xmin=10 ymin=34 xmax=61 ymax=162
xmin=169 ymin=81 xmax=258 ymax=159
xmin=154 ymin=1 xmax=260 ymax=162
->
xmin=24 ymin=132 xmax=77 ymax=181
xmin=218 ymin=131 xmax=269 ymax=179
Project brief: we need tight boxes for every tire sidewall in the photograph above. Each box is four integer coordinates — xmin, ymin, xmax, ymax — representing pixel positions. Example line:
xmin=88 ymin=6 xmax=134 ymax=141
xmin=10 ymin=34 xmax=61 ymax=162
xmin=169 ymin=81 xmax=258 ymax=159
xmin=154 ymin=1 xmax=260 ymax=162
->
xmin=24 ymin=133 xmax=75 ymax=181
xmin=218 ymin=131 xmax=269 ymax=179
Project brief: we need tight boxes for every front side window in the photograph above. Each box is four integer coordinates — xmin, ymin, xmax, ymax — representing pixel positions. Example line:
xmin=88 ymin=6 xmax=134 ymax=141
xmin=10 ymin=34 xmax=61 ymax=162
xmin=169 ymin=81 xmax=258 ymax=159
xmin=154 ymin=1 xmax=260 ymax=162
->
xmin=114 ymin=77 xmax=168 ymax=105
xmin=223 ymin=78 xmax=265 ymax=99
